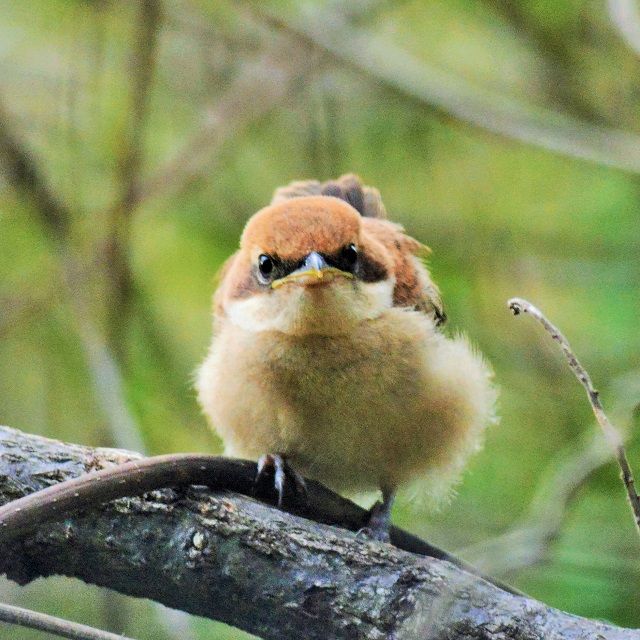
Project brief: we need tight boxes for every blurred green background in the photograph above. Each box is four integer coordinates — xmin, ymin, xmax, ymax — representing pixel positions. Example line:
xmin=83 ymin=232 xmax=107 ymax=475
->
xmin=1 ymin=1 xmax=639 ymax=638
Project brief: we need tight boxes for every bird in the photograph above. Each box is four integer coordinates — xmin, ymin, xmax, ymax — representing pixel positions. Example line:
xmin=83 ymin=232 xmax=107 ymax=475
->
xmin=196 ymin=174 xmax=496 ymax=539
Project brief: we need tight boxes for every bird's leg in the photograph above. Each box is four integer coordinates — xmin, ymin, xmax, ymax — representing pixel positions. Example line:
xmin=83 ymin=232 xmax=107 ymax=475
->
xmin=361 ymin=487 xmax=395 ymax=542
xmin=255 ymin=453 xmax=307 ymax=508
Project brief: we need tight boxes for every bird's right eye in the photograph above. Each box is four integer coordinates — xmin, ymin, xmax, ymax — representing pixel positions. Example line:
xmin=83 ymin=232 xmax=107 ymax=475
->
xmin=258 ymin=254 xmax=274 ymax=281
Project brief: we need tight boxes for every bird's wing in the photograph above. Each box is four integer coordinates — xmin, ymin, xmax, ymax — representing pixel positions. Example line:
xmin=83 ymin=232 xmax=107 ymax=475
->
xmin=362 ymin=218 xmax=447 ymax=327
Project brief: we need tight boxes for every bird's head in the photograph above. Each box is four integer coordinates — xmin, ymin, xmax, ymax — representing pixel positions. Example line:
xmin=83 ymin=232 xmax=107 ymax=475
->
xmin=218 ymin=196 xmax=396 ymax=336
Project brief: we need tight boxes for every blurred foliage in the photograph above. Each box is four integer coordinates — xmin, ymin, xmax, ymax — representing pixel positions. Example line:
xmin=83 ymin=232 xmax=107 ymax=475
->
xmin=1 ymin=0 xmax=639 ymax=638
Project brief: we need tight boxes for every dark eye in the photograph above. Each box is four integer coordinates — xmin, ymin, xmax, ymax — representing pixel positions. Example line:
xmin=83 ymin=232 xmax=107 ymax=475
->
xmin=258 ymin=254 xmax=274 ymax=280
xmin=341 ymin=243 xmax=358 ymax=267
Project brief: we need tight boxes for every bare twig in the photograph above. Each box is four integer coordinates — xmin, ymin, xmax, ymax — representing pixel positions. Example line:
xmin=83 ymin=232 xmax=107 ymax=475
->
xmin=607 ymin=0 xmax=640 ymax=59
xmin=508 ymin=297 xmax=640 ymax=537
xmin=0 ymin=601 xmax=135 ymax=640
xmin=246 ymin=2 xmax=640 ymax=174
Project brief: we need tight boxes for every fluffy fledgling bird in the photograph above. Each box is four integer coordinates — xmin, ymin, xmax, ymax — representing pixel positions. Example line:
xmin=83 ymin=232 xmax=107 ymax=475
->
xmin=197 ymin=175 xmax=495 ymax=538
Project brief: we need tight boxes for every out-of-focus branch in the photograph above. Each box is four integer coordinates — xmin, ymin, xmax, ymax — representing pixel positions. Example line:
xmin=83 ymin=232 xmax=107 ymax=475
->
xmin=117 ymin=0 xmax=162 ymax=212
xmin=132 ymin=46 xmax=316 ymax=209
xmin=0 ymin=602 xmax=135 ymax=640
xmin=135 ymin=0 xmax=392 ymax=213
xmin=480 ymin=0 xmax=605 ymax=124
xmin=0 ymin=99 xmax=70 ymax=241
xmin=72 ymin=305 xmax=147 ymax=453
xmin=461 ymin=433 xmax=611 ymax=575
xmin=509 ymin=297 xmax=640 ymax=537
xmin=0 ymin=288 xmax=56 ymax=339
xmin=0 ymin=54 xmax=192 ymax=458
xmin=607 ymin=0 xmax=640 ymax=59
xmin=247 ymin=3 xmax=640 ymax=174
xmin=0 ymin=100 xmax=145 ymax=454
xmin=104 ymin=0 xmax=162 ymax=353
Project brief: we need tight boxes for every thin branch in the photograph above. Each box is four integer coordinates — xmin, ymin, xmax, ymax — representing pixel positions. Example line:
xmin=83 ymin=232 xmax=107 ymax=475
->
xmin=0 ymin=602 xmax=135 ymax=640
xmin=72 ymin=308 xmax=147 ymax=454
xmin=116 ymin=0 xmax=162 ymax=212
xmin=246 ymin=2 xmax=640 ymax=174
xmin=607 ymin=0 xmax=640 ymax=59
xmin=0 ymin=289 xmax=56 ymax=339
xmin=508 ymin=297 xmax=640 ymax=537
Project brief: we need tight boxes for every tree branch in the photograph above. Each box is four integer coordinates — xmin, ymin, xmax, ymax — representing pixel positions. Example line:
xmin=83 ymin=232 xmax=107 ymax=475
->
xmin=0 ymin=426 xmax=637 ymax=640
xmin=0 ymin=97 xmax=147 ymax=454
xmin=508 ymin=297 xmax=640 ymax=537
xmin=481 ymin=0 xmax=606 ymax=124
xmin=131 ymin=45 xmax=316 ymax=210
xmin=104 ymin=0 xmax=163 ymax=353
xmin=116 ymin=0 xmax=162 ymax=213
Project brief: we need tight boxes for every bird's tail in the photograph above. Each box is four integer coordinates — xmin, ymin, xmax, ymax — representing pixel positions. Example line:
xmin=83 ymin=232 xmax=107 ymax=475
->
xmin=271 ymin=173 xmax=387 ymax=219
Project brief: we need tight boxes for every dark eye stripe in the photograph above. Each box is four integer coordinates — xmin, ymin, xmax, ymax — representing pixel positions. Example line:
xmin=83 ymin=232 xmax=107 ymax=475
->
xmin=254 ymin=256 xmax=304 ymax=286
xmin=254 ymin=250 xmax=388 ymax=286
xmin=325 ymin=247 xmax=387 ymax=282
xmin=356 ymin=253 xmax=387 ymax=282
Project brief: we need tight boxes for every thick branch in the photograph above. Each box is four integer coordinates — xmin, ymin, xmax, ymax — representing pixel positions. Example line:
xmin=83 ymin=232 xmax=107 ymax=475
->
xmin=0 ymin=427 xmax=637 ymax=640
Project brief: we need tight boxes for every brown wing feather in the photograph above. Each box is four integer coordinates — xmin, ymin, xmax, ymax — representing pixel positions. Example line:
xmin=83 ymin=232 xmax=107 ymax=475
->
xmin=362 ymin=218 xmax=446 ymax=326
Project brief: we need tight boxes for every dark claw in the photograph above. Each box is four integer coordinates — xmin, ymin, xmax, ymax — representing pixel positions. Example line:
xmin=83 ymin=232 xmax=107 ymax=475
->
xmin=255 ymin=454 xmax=307 ymax=508
xmin=355 ymin=526 xmax=390 ymax=543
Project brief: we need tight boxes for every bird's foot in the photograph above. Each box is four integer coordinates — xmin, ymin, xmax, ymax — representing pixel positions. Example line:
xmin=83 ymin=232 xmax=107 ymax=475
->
xmin=357 ymin=489 xmax=395 ymax=543
xmin=255 ymin=453 xmax=308 ymax=508
xmin=356 ymin=507 xmax=391 ymax=542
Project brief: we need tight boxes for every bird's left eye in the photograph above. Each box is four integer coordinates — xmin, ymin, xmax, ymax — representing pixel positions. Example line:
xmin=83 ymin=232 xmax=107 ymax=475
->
xmin=341 ymin=243 xmax=358 ymax=267
xmin=257 ymin=254 xmax=275 ymax=283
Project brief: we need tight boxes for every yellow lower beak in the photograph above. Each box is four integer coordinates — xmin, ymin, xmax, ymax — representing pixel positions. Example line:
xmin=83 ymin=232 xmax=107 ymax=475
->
xmin=271 ymin=267 xmax=353 ymax=289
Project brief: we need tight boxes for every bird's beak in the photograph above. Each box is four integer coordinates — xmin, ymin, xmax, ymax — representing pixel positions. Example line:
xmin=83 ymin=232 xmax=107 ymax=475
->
xmin=271 ymin=252 xmax=354 ymax=289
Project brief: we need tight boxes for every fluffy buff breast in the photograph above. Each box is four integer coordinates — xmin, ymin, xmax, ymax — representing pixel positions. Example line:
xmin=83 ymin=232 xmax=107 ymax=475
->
xmin=197 ymin=308 xmax=495 ymax=500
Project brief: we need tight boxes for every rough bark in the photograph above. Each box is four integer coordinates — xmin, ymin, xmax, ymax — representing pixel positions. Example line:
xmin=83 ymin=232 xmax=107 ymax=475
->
xmin=0 ymin=426 xmax=637 ymax=640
